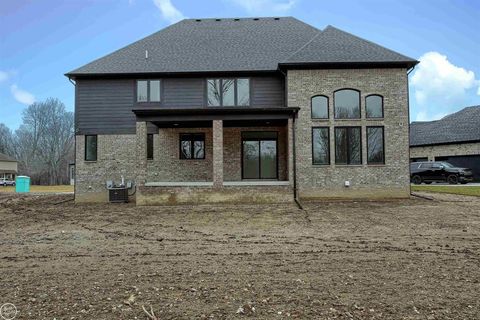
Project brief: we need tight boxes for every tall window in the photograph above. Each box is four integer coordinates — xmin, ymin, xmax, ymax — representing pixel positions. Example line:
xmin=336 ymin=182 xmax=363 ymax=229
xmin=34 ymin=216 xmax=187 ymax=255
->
xmin=366 ymin=95 xmax=383 ymax=118
xmin=207 ymin=79 xmax=250 ymax=107
xmin=147 ymin=134 xmax=154 ymax=160
xmin=180 ymin=133 xmax=205 ymax=160
xmin=334 ymin=89 xmax=360 ymax=119
xmin=137 ymin=80 xmax=161 ymax=102
xmin=367 ymin=127 xmax=385 ymax=164
xmin=335 ymin=127 xmax=361 ymax=165
xmin=312 ymin=127 xmax=330 ymax=164
xmin=311 ymin=95 xmax=328 ymax=119
xmin=85 ymin=135 xmax=97 ymax=161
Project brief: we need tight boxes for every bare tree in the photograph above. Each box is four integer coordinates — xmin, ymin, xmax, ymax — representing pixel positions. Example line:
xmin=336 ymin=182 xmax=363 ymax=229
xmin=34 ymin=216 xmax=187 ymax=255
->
xmin=0 ymin=123 xmax=15 ymax=156
xmin=12 ymin=98 xmax=74 ymax=185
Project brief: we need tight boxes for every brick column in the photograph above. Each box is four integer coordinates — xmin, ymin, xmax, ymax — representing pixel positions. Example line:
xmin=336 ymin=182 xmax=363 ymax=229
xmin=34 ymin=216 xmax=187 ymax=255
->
xmin=136 ymin=121 xmax=148 ymax=186
xmin=212 ymin=120 xmax=224 ymax=188
xmin=287 ymin=118 xmax=294 ymax=185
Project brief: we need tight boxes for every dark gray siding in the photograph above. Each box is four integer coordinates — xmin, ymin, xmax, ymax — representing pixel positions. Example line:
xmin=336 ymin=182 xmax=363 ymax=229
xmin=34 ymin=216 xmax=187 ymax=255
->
xmin=76 ymin=76 xmax=285 ymax=134
xmin=163 ymin=78 xmax=204 ymax=108
xmin=76 ymin=79 xmax=136 ymax=134
xmin=251 ymin=77 xmax=284 ymax=107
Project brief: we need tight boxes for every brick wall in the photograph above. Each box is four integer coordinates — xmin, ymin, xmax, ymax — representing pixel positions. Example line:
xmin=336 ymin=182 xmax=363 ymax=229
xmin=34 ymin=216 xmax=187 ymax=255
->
xmin=75 ymin=134 xmax=138 ymax=202
xmin=287 ymin=68 xmax=410 ymax=199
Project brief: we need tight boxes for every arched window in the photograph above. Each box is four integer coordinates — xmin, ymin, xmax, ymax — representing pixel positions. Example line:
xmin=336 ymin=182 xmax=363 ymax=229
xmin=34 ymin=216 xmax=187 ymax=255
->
xmin=311 ymin=95 xmax=328 ymax=119
xmin=334 ymin=89 xmax=360 ymax=119
xmin=366 ymin=95 xmax=384 ymax=118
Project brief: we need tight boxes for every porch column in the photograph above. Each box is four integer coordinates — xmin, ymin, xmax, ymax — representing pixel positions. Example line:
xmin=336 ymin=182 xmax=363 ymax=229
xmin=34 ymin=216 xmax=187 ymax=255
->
xmin=287 ymin=118 xmax=294 ymax=184
xmin=136 ymin=121 xmax=148 ymax=186
xmin=212 ymin=120 xmax=224 ymax=188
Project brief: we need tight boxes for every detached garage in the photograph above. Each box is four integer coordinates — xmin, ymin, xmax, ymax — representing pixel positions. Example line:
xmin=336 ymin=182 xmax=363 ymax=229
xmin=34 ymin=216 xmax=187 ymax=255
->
xmin=410 ymin=106 xmax=480 ymax=181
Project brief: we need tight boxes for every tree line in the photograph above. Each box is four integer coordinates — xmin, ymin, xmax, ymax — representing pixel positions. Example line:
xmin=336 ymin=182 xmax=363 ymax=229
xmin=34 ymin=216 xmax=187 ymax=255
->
xmin=0 ymin=98 xmax=74 ymax=185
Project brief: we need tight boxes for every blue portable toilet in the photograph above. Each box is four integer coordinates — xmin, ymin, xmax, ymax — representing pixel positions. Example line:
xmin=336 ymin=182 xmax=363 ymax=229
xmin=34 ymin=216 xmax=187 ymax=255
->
xmin=15 ymin=176 xmax=30 ymax=193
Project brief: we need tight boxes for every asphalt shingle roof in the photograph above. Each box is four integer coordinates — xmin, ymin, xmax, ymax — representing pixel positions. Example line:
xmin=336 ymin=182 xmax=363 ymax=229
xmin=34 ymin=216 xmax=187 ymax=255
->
xmin=410 ymin=106 xmax=480 ymax=146
xmin=0 ymin=152 xmax=17 ymax=162
xmin=66 ymin=17 xmax=417 ymax=76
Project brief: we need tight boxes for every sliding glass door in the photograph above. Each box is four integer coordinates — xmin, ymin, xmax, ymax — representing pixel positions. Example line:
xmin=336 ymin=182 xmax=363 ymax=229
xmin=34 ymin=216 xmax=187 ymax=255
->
xmin=242 ymin=132 xmax=278 ymax=179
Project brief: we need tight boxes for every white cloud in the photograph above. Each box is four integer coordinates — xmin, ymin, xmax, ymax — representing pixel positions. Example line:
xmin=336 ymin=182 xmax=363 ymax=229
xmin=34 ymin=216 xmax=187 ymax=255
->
xmin=229 ymin=0 xmax=297 ymax=14
xmin=411 ymin=51 xmax=480 ymax=120
xmin=153 ymin=0 xmax=186 ymax=24
xmin=0 ymin=70 xmax=8 ymax=82
xmin=10 ymin=84 xmax=35 ymax=105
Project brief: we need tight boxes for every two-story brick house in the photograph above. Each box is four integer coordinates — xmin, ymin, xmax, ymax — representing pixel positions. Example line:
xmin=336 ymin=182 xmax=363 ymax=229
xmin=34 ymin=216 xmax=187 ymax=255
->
xmin=66 ymin=17 xmax=418 ymax=205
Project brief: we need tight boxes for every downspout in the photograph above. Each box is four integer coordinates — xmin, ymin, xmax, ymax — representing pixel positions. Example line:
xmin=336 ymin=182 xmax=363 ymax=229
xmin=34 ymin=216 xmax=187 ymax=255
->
xmin=279 ymin=67 xmax=303 ymax=210
xmin=406 ymin=65 xmax=415 ymax=197
xmin=292 ymin=110 xmax=303 ymax=209
xmin=68 ymin=76 xmax=76 ymax=202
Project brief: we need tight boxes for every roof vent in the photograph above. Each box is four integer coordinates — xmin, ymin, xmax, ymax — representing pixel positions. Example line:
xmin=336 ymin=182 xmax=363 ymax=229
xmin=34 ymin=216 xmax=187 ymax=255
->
xmin=215 ymin=18 xmax=221 ymax=21
xmin=234 ymin=18 xmax=240 ymax=21
xmin=195 ymin=19 xmax=201 ymax=22
xmin=274 ymin=17 xmax=280 ymax=20
xmin=145 ymin=50 xmax=148 ymax=59
xmin=253 ymin=18 xmax=259 ymax=21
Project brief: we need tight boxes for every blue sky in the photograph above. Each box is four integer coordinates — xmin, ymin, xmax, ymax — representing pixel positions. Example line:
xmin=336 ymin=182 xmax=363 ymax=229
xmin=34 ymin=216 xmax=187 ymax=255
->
xmin=1 ymin=0 xmax=479 ymax=129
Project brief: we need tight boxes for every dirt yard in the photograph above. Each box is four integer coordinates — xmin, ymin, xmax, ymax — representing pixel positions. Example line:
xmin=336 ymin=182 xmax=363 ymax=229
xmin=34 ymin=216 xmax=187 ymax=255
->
xmin=0 ymin=193 xmax=479 ymax=320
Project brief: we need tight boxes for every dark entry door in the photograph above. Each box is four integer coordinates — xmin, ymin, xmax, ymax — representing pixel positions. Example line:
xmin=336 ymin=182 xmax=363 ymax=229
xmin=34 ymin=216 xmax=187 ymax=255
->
xmin=242 ymin=132 xmax=278 ymax=179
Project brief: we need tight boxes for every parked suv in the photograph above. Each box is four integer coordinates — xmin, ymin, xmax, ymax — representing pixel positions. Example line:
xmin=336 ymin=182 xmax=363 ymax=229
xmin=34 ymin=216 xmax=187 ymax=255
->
xmin=410 ymin=161 xmax=473 ymax=184
xmin=0 ymin=178 xmax=16 ymax=186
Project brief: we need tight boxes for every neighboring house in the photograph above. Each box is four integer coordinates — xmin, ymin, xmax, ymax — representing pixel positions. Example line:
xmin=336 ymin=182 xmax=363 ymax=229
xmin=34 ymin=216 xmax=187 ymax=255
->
xmin=0 ymin=153 xmax=18 ymax=181
xmin=66 ymin=17 xmax=418 ymax=204
xmin=410 ymin=106 xmax=480 ymax=181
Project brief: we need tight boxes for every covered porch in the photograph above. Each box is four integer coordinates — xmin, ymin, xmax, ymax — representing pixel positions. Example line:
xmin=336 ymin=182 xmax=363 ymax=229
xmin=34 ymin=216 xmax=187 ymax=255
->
xmin=133 ymin=108 xmax=297 ymax=205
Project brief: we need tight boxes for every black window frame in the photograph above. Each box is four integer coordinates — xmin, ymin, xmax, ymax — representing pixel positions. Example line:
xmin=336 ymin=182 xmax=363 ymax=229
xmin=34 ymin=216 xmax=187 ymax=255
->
xmin=147 ymin=134 xmax=154 ymax=160
xmin=366 ymin=126 xmax=385 ymax=165
xmin=365 ymin=94 xmax=384 ymax=119
xmin=334 ymin=126 xmax=362 ymax=165
xmin=206 ymin=78 xmax=251 ymax=107
xmin=311 ymin=95 xmax=329 ymax=119
xmin=84 ymin=135 xmax=98 ymax=162
xmin=179 ymin=133 xmax=205 ymax=160
xmin=333 ymin=88 xmax=361 ymax=119
xmin=136 ymin=79 xmax=162 ymax=103
xmin=311 ymin=127 xmax=330 ymax=165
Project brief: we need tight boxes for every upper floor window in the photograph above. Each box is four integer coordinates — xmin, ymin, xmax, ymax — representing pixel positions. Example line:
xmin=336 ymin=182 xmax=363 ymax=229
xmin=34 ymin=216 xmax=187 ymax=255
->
xmin=334 ymin=89 xmax=360 ymax=119
xmin=137 ymin=80 xmax=161 ymax=102
xmin=311 ymin=95 xmax=328 ymax=119
xmin=366 ymin=95 xmax=383 ymax=118
xmin=207 ymin=79 xmax=250 ymax=107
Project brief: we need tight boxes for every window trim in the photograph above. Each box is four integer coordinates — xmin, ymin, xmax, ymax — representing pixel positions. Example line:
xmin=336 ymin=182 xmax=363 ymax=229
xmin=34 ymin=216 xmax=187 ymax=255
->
xmin=333 ymin=88 xmax=361 ymax=120
xmin=136 ymin=79 xmax=162 ymax=103
xmin=365 ymin=94 xmax=384 ymax=119
xmin=147 ymin=134 xmax=154 ymax=160
xmin=206 ymin=78 xmax=251 ymax=107
xmin=179 ymin=133 xmax=206 ymax=160
xmin=311 ymin=127 xmax=330 ymax=165
xmin=84 ymin=135 xmax=98 ymax=162
xmin=311 ymin=95 xmax=329 ymax=119
xmin=334 ymin=126 xmax=362 ymax=165
xmin=366 ymin=126 xmax=385 ymax=165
